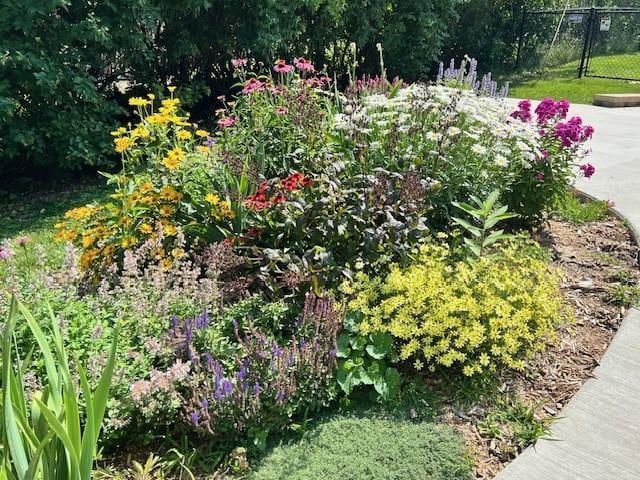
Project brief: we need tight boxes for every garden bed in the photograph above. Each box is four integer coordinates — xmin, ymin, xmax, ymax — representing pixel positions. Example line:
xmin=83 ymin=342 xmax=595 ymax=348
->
xmin=2 ymin=57 xmax=630 ymax=480
xmin=447 ymin=208 xmax=640 ymax=479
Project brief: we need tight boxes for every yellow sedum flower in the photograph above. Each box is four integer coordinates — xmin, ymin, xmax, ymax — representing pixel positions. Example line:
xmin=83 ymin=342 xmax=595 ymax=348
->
xmin=344 ymin=240 xmax=566 ymax=377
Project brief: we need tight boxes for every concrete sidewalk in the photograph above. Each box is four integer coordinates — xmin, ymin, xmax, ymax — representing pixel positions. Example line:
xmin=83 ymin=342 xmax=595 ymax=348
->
xmin=496 ymin=103 xmax=640 ymax=480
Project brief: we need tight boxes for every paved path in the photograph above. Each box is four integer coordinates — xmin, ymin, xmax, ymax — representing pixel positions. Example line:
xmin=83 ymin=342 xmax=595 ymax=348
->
xmin=496 ymin=103 xmax=640 ymax=480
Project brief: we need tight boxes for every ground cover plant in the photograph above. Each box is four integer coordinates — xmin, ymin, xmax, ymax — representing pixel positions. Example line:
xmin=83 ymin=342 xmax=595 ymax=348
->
xmin=0 ymin=56 xmax=603 ymax=478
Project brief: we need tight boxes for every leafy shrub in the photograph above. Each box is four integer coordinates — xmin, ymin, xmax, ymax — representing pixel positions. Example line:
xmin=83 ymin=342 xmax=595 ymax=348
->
xmin=336 ymin=313 xmax=401 ymax=401
xmin=342 ymin=239 xmax=565 ymax=376
xmin=251 ymin=416 xmax=471 ymax=480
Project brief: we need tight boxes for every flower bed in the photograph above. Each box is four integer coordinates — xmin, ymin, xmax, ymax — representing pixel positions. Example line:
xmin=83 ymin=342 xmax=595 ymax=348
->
xmin=0 ymin=57 xmax=608 ymax=479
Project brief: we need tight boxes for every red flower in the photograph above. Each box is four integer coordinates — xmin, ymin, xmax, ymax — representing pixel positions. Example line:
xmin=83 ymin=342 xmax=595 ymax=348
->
xmin=282 ymin=172 xmax=311 ymax=191
xmin=272 ymin=193 xmax=287 ymax=204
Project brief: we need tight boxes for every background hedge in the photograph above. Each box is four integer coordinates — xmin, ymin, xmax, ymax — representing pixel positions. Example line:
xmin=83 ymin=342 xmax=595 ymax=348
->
xmin=1 ymin=0 xmax=636 ymax=177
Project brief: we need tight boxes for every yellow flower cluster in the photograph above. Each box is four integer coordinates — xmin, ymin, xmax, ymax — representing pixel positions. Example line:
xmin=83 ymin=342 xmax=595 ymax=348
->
xmin=205 ymin=193 xmax=235 ymax=220
xmin=343 ymin=241 xmax=566 ymax=377
xmin=55 ymin=89 xmax=235 ymax=276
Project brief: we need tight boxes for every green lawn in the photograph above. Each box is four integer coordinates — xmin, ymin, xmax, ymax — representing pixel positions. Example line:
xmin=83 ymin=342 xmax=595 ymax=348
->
xmin=0 ymin=179 xmax=109 ymax=265
xmin=508 ymin=53 xmax=640 ymax=104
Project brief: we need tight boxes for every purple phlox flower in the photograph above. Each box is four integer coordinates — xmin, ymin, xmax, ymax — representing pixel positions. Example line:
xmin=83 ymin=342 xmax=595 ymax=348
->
xmin=554 ymin=116 xmax=594 ymax=147
xmin=202 ymin=398 xmax=209 ymax=410
xmin=580 ymin=163 xmax=596 ymax=178
xmin=510 ymin=99 xmax=532 ymax=122
xmin=275 ymin=390 xmax=285 ymax=403
xmin=206 ymin=136 xmax=215 ymax=147
xmin=299 ymin=338 xmax=307 ymax=349
xmin=253 ymin=382 xmax=261 ymax=396
xmin=535 ymin=98 xmax=558 ymax=124
xmin=556 ymin=99 xmax=570 ymax=118
xmin=170 ymin=315 xmax=179 ymax=335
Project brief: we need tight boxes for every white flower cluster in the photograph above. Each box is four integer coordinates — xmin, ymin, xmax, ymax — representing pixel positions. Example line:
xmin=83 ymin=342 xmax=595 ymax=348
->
xmin=334 ymin=84 xmax=546 ymax=170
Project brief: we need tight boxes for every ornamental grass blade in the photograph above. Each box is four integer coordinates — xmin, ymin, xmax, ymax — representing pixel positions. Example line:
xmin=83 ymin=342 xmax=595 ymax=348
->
xmin=2 ymin=296 xmax=29 ymax=479
xmin=17 ymin=302 xmax=61 ymax=406
xmin=80 ymin=325 xmax=119 ymax=479
xmin=32 ymin=398 xmax=81 ymax=480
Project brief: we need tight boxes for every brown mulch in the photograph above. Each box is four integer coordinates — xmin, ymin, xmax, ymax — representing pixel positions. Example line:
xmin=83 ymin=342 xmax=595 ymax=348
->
xmin=444 ymin=216 xmax=640 ymax=479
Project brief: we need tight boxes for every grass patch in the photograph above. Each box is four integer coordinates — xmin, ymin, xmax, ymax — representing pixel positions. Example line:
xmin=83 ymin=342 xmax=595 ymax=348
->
xmin=508 ymin=53 xmax=640 ymax=104
xmin=554 ymin=193 xmax=610 ymax=225
xmin=608 ymin=270 xmax=640 ymax=307
xmin=251 ymin=415 xmax=471 ymax=480
xmin=478 ymin=400 xmax=553 ymax=451
xmin=0 ymin=178 xmax=109 ymax=265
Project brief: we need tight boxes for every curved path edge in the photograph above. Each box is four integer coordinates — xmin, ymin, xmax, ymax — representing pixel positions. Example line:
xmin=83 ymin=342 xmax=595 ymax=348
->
xmin=496 ymin=103 xmax=640 ymax=480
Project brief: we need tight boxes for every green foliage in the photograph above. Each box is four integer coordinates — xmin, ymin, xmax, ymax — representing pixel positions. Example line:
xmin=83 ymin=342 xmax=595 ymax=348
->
xmin=0 ymin=0 xmax=457 ymax=174
xmin=608 ymin=269 xmax=640 ymax=309
xmin=343 ymin=239 xmax=566 ymax=377
xmin=336 ymin=312 xmax=400 ymax=401
xmin=452 ymin=190 xmax=517 ymax=258
xmin=251 ymin=416 xmax=471 ymax=480
xmin=555 ymin=193 xmax=610 ymax=225
xmin=1 ymin=296 xmax=118 ymax=479
xmin=478 ymin=399 xmax=553 ymax=450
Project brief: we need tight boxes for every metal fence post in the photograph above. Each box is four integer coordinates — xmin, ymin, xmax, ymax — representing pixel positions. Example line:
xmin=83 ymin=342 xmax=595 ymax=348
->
xmin=515 ymin=8 xmax=527 ymax=70
xmin=578 ymin=7 xmax=595 ymax=78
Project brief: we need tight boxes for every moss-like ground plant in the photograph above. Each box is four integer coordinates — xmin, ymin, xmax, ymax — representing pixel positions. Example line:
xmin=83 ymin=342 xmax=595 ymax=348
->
xmin=251 ymin=416 xmax=471 ymax=480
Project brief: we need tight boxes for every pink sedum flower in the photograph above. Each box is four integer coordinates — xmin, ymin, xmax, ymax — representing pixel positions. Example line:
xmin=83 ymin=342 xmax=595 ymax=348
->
xmin=273 ymin=59 xmax=293 ymax=74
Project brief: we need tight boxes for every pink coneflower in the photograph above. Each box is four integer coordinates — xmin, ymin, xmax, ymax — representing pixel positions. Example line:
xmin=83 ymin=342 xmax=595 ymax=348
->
xmin=217 ymin=116 xmax=237 ymax=129
xmin=535 ymin=173 xmax=545 ymax=182
xmin=275 ymin=106 xmax=288 ymax=116
xmin=273 ymin=59 xmax=293 ymax=74
xmin=579 ymin=163 xmax=596 ymax=178
xmin=0 ymin=245 xmax=13 ymax=260
xmin=231 ymin=58 xmax=248 ymax=68
xmin=16 ymin=236 xmax=30 ymax=247
xmin=242 ymin=78 xmax=265 ymax=94
xmin=294 ymin=57 xmax=315 ymax=72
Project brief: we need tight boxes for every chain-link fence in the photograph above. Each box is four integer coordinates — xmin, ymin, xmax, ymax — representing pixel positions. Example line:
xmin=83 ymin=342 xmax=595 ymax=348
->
xmin=515 ymin=6 xmax=640 ymax=81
